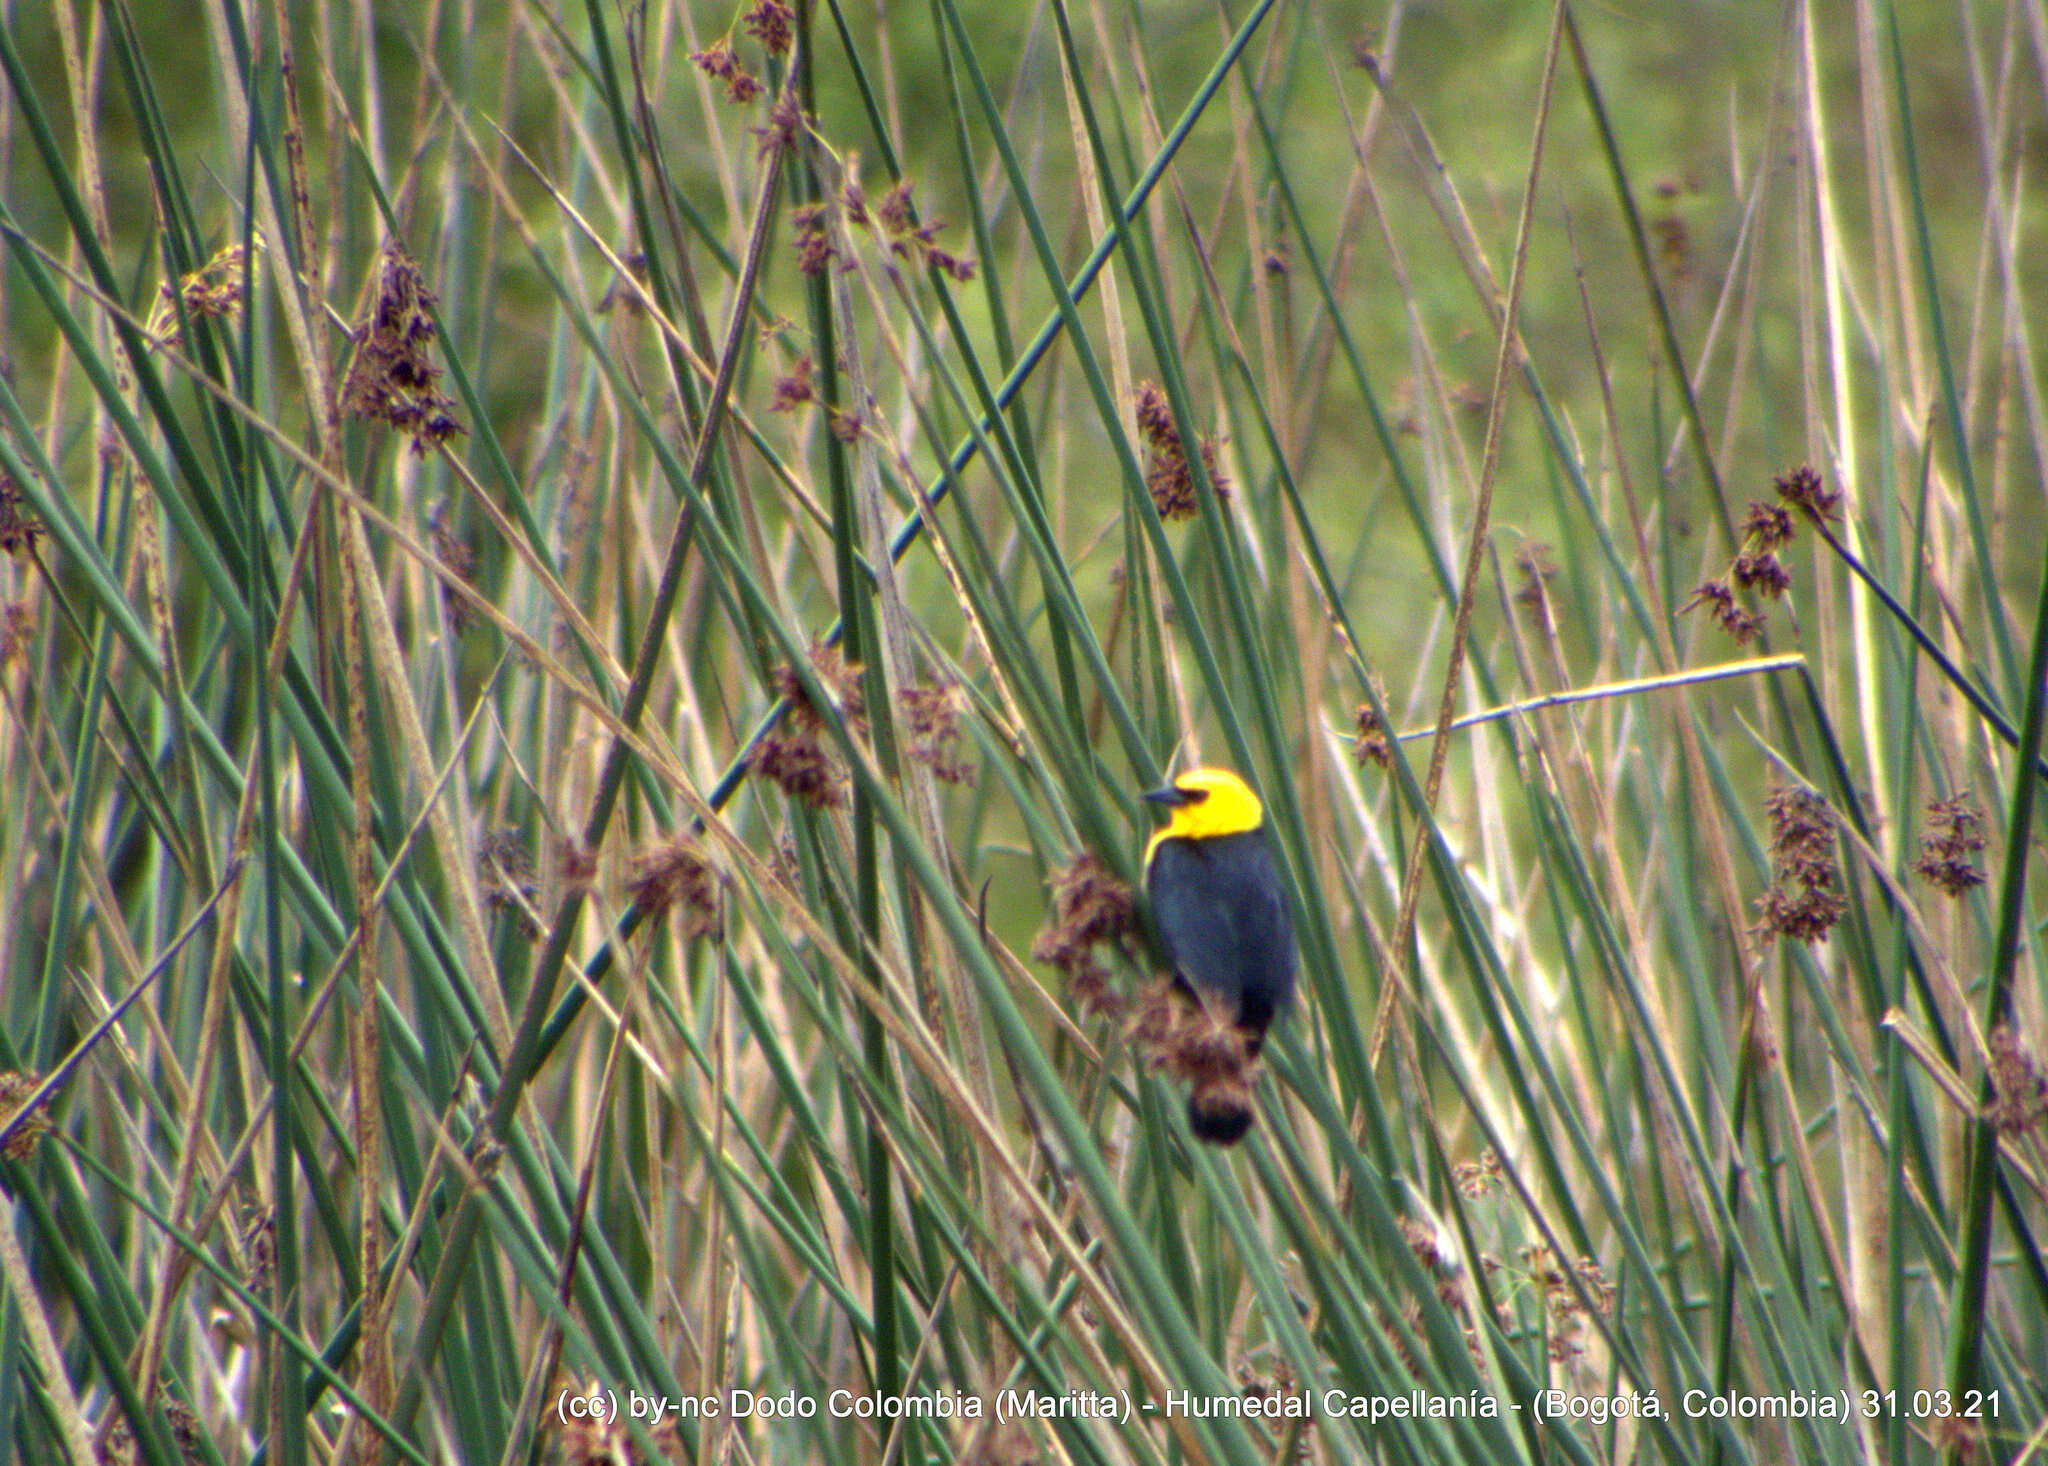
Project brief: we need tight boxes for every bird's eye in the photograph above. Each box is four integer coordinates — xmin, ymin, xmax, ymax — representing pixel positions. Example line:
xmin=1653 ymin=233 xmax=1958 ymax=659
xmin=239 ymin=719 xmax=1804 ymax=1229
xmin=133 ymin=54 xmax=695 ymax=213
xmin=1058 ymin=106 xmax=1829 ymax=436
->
xmin=1181 ymin=786 xmax=1210 ymax=804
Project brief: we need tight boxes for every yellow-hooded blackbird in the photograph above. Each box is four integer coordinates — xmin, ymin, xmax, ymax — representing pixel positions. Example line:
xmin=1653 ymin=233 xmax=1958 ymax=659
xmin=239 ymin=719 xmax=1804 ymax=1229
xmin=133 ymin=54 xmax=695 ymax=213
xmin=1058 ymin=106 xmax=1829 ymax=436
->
xmin=1142 ymin=767 xmax=1297 ymax=1143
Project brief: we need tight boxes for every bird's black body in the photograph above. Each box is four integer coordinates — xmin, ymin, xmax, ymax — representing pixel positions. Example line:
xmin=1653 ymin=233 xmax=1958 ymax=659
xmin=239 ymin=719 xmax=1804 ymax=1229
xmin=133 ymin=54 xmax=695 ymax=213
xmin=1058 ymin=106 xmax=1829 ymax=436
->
xmin=1145 ymin=826 xmax=1297 ymax=1049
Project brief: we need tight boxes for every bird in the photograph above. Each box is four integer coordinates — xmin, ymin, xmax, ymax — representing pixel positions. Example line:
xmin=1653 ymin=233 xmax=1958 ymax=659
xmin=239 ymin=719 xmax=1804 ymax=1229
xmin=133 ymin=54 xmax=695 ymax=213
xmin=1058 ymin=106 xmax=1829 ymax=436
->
xmin=1141 ymin=766 xmax=1298 ymax=1144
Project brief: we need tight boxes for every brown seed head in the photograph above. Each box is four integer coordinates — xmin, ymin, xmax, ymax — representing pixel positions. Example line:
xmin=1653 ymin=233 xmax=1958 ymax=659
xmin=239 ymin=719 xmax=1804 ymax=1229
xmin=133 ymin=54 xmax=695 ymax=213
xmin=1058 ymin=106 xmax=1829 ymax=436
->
xmin=1740 ymin=499 xmax=1796 ymax=552
xmin=742 ymin=0 xmax=794 ymax=55
xmin=0 ymin=600 xmax=34 ymax=664
xmin=477 ymin=829 xmax=541 ymax=938
xmin=1135 ymin=381 xmax=1230 ymax=521
xmin=1774 ymin=463 xmax=1841 ymax=524
xmin=1753 ymin=785 xmax=1846 ymax=945
xmin=1732 ymin=548 xmax=1791 ymax=599
xmin=1682 ymin=579 xmax=1733 ymax=618
xmin=628 ymin=835 xmax=722 ymax=940
xmin=1514 ymin=542 xmax=1558 ymax=629
xmin=1682 ymin=578 xmax=1764 ymax=643
xmin=341 ymin=242 xmax=464 ymax=455
xmin=145 ymin=237 xmax=261 ymax=349
xmin=1353 ymin=701 xmax=1392 ymax=770
xmin=1651 ymin=214 xmax=1693 ymax=285
xmin=0 ymin=1072 xmax=51 ymax=1161
xmin=749 ymin=732 xmax=845 ymax=809
xmin=791 ymin=203 xmax=836 ymax=278
xmin=1985 ymin=1023 xmax=2047 ymax=1136
xmin=751 ymin=92 xmax=805 ymax=158
xmin=924 ymin=246 xmax=977 ymax=283
xmin=840 ymin=176 xmax=870 ymax=226
xmin=556 ymin=837 xmax=598 ymax=898
xmin=1914 ymin=790 xmax=1988 ymax=898
xmin=878 ymin=179 xmax=917 ymax=235
xmin=902 ymin=680 xmax=976 ymax=785
xmin=0 ymin=470 xmax=42 ymax=559
xmin=749 ymin=644 xmax=865 ymax=808
xmin=1454 ymin=1149 xmax=1503 ymax=1198
xmin=769 ymin=353 xmax=816 ymax=413
xmin=691 ymin=38 xmax=764 ymax=102
xmin=861 ymin=177 xmax=975 ymax=280
xmin=1032 ymin=855 xmax=1137 ymax=973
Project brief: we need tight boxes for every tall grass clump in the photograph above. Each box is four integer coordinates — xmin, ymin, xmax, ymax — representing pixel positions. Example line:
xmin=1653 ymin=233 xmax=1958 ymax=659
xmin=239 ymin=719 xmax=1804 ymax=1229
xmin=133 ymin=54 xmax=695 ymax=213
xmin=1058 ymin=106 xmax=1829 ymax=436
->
xmin=1 ymin=1 xmax=2043 ymax=1463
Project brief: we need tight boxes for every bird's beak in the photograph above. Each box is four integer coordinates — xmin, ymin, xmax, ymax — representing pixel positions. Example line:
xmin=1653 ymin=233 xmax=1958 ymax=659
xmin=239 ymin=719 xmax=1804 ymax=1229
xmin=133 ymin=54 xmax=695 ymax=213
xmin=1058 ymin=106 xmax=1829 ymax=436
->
xmin=1142 ymin=784 xmax=1197 ymax=807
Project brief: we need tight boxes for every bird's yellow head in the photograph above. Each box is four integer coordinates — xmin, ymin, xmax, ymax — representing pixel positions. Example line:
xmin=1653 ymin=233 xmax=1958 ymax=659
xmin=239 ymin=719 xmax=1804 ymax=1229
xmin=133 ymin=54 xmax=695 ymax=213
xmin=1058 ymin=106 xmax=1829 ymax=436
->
xmin=1143 ymin=767 xmax=1267 ymax=861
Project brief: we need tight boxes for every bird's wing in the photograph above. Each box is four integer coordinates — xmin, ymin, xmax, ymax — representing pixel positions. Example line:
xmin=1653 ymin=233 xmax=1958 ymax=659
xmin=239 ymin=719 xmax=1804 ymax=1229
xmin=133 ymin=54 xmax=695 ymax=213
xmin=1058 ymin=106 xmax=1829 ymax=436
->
xmin=1146 ymin=834 xmax=1294 ymax=1022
